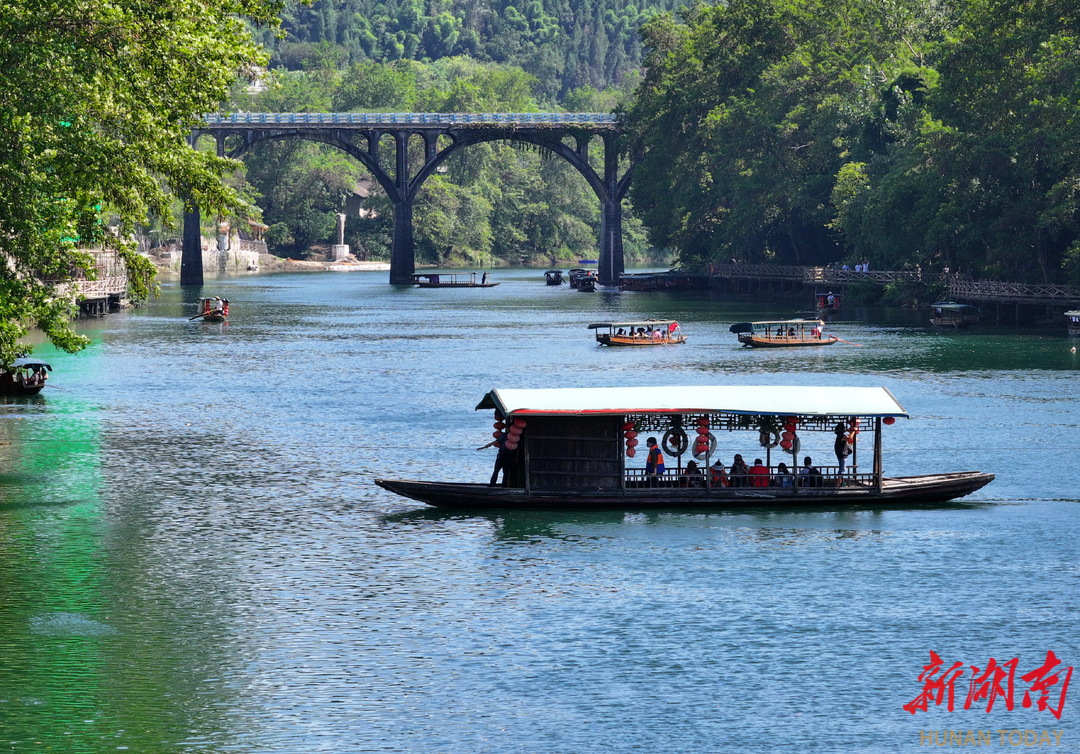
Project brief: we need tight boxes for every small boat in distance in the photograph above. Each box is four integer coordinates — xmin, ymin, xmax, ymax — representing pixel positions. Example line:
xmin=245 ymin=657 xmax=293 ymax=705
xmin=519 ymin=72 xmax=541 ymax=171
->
xmin=190 ymin=297 xmax=229 ymax=322
xmin=815 ymin=291 xmax=841 ymax=315
xmin=1066 ymin=310 xmax=1080 ymax=337
xmin=544 ymin=270 xmax=564 ymax=285
xmin=589 ymin=320 xmax=687 ymax=346
xmin=0 ymin=358 xmax=51 ymax=396
xmin=568 ymin=263 xmax=598 ymax=290
xmin=412 ymin=272 xmax=498 ymax=288
xmin=730 ymin=319 xmax=838 ymax=348
xmin=930 ymin=302 xmax=980 ymax=328
xmin=374 ymin=385 xmax=994 ymax=510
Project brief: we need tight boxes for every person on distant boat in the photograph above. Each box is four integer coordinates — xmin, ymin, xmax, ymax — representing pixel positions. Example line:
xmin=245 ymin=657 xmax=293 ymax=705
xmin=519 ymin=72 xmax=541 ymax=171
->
xmin=645 ymin=437 xmax=665 ymax=484
xmin=221 ymin=299 xmax=229 ymax=317
xmin=482 ymin=271 xmax=489 ymax=285
xmin=729 ymin=454 xmax=749 ymax=487
xmin=710 ymin=459 xmax=728 ymax=487
xmin=748 ymin=459 xmax=770 ymax=487
xmin=799 ymin=456 xmax=822 ymax=487
xmin=616 ymin=328 xmax=626 ymax=336
xmin=773 ymin=462 xmax=794 ymax=487
xmin=811 ymin=324 xmax=823 ymax=339
xmin=787 ymin=327 xmax=796 ymax=337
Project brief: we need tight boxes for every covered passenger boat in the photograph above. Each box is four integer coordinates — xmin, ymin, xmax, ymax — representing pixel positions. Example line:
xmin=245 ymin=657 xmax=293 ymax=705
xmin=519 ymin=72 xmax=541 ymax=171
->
xmin=589 ymin=320 xmax=687 ymax=346
xmin=0 ymin=358 xmax=51 ymax=396
xmin=1065 ymin=310 xmax=1080 ymax=337
xmin=190 ymin=297 xmax=229 ymax=322
xmin=815 ymin=291 xmax=841 ymax=314
xmin=930 ymin=302 xmax=980 ymax=328
xmin=374 ymin=385 xmax=994 ymax=510
xmin=729 ymin=319 xmax=838 ymax=348
xmin=544 ymin=269 xmax=564 ymax=285
xmin=412 ymin=272 xmax=498 ymax=288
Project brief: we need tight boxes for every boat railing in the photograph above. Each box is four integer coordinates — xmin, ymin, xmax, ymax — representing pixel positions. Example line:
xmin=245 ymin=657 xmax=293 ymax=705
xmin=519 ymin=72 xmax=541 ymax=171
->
xmin=624 ymin=466 xmax=877 ymax=490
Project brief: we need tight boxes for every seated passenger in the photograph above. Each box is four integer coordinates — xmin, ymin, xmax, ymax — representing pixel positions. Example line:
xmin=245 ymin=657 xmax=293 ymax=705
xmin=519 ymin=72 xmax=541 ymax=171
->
xmin=748 ymin=458 xmax=770 ymax=487
xmin=710 ymin=460 xmax=729 ymax=487
xmin=798 ymin=456 xmax=823 ymax=487
xmin=680 ymin=460 xmax=704 ymax=487
xmin=773 ymin=462 xmax=794 ymax=487
xmin=729 ymin=454 xmax=749 ymax=487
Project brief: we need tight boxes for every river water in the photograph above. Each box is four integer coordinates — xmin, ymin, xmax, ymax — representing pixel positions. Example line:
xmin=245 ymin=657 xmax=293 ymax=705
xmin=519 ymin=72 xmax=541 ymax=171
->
xmin=1 ymin=269 xmax=1078 ymax=752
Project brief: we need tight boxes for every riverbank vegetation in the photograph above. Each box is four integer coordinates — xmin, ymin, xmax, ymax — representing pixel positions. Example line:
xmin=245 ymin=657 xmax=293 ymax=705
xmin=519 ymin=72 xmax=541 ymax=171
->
xmin=0 ymin=0 xmax=283 ymax=364
xmin=621 ymin=0 xmax=1080 ymax=285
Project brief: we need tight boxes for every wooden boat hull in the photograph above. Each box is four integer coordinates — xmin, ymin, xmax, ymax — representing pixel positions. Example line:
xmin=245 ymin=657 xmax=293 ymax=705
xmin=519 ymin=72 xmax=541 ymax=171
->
xmin=194 ymin=314 xmax=227 ymax=322
xmin=375 ymin=471 xmax=995 ymax=510
xmin=598 ymin=335 xmax=687 ymax=346
xmin=738 ymin=335 xmax=838 ymax=348
xmin=0 ymin=377 xmax=45 ymax=396
xmin=414 ymin=282 xmax=499 ymax=288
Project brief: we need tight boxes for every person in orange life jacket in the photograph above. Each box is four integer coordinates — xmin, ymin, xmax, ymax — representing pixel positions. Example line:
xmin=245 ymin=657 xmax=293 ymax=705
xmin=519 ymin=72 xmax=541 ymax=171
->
xmin=748 ymin=458 xmax=770 ymax=487
xmin=710 ymin=459 xmax=728 ymax=487
xmin=645 ymin=437 xmax=665 ymax=476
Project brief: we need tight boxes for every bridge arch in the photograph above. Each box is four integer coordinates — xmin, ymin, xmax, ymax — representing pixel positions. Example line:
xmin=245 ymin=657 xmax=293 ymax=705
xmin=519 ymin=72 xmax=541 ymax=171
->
xmin=187 ymin=113 xmax=632 ymax=285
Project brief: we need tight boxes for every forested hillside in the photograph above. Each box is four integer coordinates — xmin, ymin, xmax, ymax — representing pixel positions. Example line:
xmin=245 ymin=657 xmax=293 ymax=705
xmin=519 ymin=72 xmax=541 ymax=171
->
xmin=255 ymin=0 xmax=681 ymax=98
xmin=622 ymin=0 xmax=1080 ymax=284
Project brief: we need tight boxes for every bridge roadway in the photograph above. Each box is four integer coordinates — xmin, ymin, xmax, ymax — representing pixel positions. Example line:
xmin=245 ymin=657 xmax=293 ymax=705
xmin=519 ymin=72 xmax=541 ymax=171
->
xmin=186 ymin=112 xmax=628 ymax=286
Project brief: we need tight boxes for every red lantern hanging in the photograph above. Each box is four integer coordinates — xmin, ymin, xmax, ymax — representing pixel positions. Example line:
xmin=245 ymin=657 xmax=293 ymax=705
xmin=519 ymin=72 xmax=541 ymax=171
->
xmin=513 ymin=418 xmax=527 ymax=428
xmin=505 ymin=441 xmax=518 ymax=451
xmin=883 ymin=416 xmax=896 ymax=425
xmin=626 ymin=447 xmax=636 ymax=458
xmin=626 ymin=438 xmax=639 ymax=448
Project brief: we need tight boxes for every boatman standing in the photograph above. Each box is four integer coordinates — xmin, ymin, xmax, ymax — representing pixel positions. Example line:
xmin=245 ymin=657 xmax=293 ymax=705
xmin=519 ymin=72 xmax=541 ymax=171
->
xmin=645 ymin=437 xmax=665 ymax=484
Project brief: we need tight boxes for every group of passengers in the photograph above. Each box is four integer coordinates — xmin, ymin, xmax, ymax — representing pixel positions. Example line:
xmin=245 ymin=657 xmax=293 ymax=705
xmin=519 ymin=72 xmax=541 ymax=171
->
xmin=645 ymin=437 xmax=828 ymax=488
xmin=615 ymin=326 xmax=671 ymax=341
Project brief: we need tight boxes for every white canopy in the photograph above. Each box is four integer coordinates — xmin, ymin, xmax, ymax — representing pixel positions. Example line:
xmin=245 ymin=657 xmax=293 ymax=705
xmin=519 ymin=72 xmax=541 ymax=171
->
xmin=477 ymin=386 xmax=907 ymax=418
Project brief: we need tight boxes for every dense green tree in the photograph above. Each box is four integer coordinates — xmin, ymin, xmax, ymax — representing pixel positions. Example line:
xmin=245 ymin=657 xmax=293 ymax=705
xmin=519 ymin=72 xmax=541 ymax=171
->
xmin=0 ymin=0 xmax=283 ymax=365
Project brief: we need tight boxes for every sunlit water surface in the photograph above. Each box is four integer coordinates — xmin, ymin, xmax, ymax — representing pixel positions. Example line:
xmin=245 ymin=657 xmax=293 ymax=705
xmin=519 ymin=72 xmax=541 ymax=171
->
xmin=1 ymin=270 xmax=1078 ymax=752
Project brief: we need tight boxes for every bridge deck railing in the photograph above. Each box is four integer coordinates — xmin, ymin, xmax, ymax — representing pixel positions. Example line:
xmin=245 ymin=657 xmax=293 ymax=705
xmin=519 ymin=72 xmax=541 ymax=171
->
xmin=202 ymin=112 xmax=619 ymax=128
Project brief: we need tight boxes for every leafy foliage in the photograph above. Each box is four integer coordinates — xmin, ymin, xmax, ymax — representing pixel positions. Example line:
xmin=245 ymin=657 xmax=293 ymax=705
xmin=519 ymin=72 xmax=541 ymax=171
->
xmin=0 ymin=0 xmax=282 ymax=364
xmin=622 ymin=0 xmax=1080 ymax=282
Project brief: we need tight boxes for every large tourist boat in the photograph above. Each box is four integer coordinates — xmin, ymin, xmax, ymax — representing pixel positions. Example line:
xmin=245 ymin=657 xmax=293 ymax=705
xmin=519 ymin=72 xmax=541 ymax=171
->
xmin=589 ymin=320 xmax=687 ymax=346
xmin=0 ymin=358 xmax=51 ymax=396
xmin=412 ymin=272 xmax=498 ymax=288
xmin=374 ymin=385 xmax=994 ymax=510
xmin=729 ymin=319 xmax=839 ymax=348
xmin=930 ymin=302 xmax=980 ymax=328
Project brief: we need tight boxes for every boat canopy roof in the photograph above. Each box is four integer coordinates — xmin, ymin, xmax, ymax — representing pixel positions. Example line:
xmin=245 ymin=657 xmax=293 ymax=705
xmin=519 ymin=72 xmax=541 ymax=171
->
xmin=476 ymin=386 xmax=908 ymax=419
xmin=1066 ymin=310 xmax=1080 ymax=317
xmin=588 ymin=320 xmax=678 ymax=329
xmin=729 ymin=319 xmax=822 ymax=333
xmin=931 ymin=301 xmax=979 ymax=310
xmin=11 ymin=357 xmax=51 ymax=370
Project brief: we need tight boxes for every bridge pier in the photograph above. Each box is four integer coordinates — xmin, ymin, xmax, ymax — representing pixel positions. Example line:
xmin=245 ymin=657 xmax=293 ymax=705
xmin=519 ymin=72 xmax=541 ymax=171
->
xmin=391 ymin=199 xmax=416 ymax=284
xmin=181 ymin=201 xmax=203 ymax=286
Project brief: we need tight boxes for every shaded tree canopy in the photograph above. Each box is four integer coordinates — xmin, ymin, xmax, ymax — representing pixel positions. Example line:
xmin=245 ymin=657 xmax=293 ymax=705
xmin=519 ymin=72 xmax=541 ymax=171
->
xmin=0 ymin=0 xmax=284 ymax=364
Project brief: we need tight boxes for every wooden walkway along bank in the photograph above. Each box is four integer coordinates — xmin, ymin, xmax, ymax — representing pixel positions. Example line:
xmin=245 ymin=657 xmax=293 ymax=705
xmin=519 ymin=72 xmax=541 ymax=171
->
xmin=620 ymin=264 xmax=1080 ymax=320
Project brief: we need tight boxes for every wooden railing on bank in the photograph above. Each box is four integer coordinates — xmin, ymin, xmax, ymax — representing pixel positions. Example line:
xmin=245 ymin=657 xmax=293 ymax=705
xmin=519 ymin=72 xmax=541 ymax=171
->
xmin=701 ymin=263 xmax=1080 ymax=306
xmin=49 ymin=249 xmax=129 ymax=301
xmin=948 ymin=278 xmax=1080 ymax=305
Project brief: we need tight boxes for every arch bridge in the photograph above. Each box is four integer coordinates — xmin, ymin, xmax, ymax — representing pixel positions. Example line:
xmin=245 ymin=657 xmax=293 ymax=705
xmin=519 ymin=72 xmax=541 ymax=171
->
xmin=187 ymin=112 xmax=631 ymax=285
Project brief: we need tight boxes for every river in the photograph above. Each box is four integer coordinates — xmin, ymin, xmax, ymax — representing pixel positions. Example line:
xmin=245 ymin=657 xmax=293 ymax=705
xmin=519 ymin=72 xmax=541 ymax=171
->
xmin=1 ymin=269 xmax=1077 ymax=752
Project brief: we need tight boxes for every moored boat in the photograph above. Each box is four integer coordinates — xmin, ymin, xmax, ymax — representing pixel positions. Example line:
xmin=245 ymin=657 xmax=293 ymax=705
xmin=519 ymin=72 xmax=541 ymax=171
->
xmin=412 ymin=272 xmax=498 ymax=288
xmin=374 ymin=385 xmax=994 ymax=510
xmin=729 ymin=319 xmax=838 ymax=348
xmin=930 ymin=302 xmax=980 ymax=328
xmin=1065 ymin=310 xmax=1080 ymax=337
xmin=815 ymin=291 xmax=841 ymax=314
xmin=589 ymin=320 xmax=687 ymax=346
xmin=0 ymin=358 xmax=51 ymax=396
